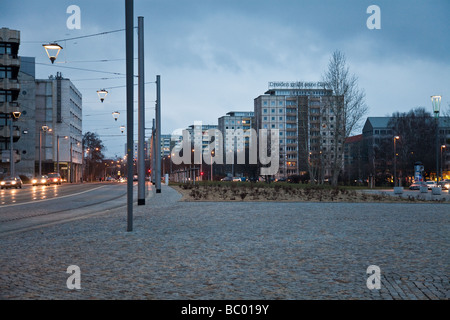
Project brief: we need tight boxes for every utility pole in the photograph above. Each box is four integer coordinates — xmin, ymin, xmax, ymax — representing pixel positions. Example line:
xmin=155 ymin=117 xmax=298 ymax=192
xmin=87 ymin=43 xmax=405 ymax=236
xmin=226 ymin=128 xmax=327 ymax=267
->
xmin=125 ymin=0 xmax=134 ymax=231
xmin=137 ymin=16 xmax=145 ymax=205
xmin=156 ymin=75 xmax=161 ymax=193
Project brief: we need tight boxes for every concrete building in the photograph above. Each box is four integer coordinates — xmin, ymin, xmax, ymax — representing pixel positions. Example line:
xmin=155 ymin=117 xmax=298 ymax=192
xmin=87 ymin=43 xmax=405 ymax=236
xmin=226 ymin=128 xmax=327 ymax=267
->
xmin=254 ymin=81 xmax=339 ymax=180
xmin=35 ymin=72 xmax=83 ymax=182
xmin=0 ymin=28 xmax=21 ymax=178
xmin=217 ymin=111 xmax=254 ymax=176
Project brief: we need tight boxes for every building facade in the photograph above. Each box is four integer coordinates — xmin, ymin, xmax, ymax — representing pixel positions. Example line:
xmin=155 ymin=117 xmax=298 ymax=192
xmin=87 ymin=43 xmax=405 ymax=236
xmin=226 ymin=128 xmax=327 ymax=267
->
xmin=0 ymin=28 xmax=21 ymax=178
xmin=35 ymin=72 xmax=83 ymax=182
xmin=254 ymin=82 xmax=340 ymax=180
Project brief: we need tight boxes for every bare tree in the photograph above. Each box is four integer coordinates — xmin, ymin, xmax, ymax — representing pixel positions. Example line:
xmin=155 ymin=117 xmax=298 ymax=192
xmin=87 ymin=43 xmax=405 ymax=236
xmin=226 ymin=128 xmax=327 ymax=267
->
xmin=321 ymin=51 xmax=368 ymax=186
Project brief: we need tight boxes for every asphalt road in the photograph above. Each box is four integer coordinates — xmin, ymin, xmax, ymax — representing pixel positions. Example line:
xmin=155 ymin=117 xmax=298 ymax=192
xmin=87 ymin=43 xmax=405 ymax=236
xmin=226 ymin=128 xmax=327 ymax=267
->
xmin=0 ymin=182 xmax=138 ymax=235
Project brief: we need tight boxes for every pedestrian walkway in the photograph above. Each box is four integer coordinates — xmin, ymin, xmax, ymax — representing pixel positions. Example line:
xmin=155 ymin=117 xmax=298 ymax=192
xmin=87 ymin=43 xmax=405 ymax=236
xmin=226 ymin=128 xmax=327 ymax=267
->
xmin=0 ymin=185 xmax=448 ymax=300
xmin=362 ymin=188 xmax=450 ymax=202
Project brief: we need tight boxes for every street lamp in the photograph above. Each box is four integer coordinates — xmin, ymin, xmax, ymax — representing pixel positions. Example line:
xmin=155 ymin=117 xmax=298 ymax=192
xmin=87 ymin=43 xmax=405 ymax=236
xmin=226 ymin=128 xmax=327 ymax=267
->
xmin=112 ymin=111 xmax=120 ymax=121
xmin=57 ymin=135 xmax=68 ymax=176
xmin=393 ymin=136 xmax=400 ymax=187
xmin=39 ymin=125 xmax=50 ymax=176
xmin=441 ymin=145 xmax=446 ymax=180
xmin=42 ymin=43 xmax=63 ymax=64
xmin=431 ymin=95 xmax=441 ymax=183
xmin=120 ymin=125 xmax=125 ymax=133
xmin=97 ymin=89 xmax=108 ymax=103
xmin=211 ymin=150 xmax=215 ymax=181
xmin=9 ymin=111 xmax=21 ymax=177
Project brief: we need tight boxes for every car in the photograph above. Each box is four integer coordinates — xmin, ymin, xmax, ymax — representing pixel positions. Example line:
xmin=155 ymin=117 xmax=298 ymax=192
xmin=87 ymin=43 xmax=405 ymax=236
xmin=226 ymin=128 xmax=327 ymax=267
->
xmin=276 ymin=177 xmax=287 ymax=182
xmin=425 ymin=181 xmax=437 ymax=190
xmin=438 ymin=179 xmax=450 ymax=190
xmin=220 ymin=176 xmax=232 ymax=181
xmin=32 ymin=175 xmax=50 ymax=186
xmin=0 ymin=176 xmax=23 ymax=189
xmin=409 ymin=181 xmax=427 ymax=190
xmin=232 ymin=177 xmax=243 ymax=182
xmin=47 ymin=172 xmax=62 ymax=185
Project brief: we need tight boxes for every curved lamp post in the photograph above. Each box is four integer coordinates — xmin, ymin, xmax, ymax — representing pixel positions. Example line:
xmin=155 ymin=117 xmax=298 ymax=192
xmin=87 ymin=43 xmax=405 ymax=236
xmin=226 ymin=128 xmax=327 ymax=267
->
xmin=42 ymin=43 xmax=63 ymax=64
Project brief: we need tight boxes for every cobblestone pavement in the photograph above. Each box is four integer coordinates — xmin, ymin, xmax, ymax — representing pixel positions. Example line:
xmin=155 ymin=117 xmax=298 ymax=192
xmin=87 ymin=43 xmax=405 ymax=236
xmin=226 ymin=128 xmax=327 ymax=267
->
xmin=0 ymin=185 xmax=448 ymax=300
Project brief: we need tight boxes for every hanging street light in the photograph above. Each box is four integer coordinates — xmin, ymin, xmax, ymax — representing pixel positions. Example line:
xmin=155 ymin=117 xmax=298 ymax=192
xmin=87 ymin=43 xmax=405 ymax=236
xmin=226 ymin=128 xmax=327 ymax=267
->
xmin=42 ymin=43 xmax=63 ymax=64
xmin=97 ymin=89 xmax=108 ymax=103
xmin=112 ymin=111 xmax=120 ymax=121
xmin=120 ymin=125 xmax=125 ymax=133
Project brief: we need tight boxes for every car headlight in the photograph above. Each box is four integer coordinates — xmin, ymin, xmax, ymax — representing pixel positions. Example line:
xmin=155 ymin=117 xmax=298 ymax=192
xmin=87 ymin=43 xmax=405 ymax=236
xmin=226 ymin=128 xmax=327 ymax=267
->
xmin=32 ymin=179 xmax=37 ymax=184
xmin=11 ymin=181 xmax=16 ymax=185
xmin=1 ymin=181 xmax=5 ymax=185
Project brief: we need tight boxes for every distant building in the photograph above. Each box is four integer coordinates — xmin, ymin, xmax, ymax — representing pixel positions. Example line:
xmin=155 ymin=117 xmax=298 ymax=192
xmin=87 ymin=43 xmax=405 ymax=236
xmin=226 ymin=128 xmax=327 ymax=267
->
xmin=35 ymin=72 xmax=83 ymax=182
xmin=254 ymin=82 xmax=341 ymax=180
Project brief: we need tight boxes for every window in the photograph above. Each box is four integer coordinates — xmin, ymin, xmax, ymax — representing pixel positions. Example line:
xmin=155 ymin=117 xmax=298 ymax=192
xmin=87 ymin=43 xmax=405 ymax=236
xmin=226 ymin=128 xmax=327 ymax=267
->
xmin=0 ymin=67 xmax=13 ymax=79
xmin=263 ymin=109 xmax=268 ymax=113
xmin=263 ymin=117 xmax=267 ymax=121
xmin=263 ymin=101 xmax=268 ymax=106
xmin=271 ymin=109 xmax=275 ymax=113
xmin=271 ymin=117 xmax=275 ymax=121
xmin=279 ymin=117 xmax=283 ymax=121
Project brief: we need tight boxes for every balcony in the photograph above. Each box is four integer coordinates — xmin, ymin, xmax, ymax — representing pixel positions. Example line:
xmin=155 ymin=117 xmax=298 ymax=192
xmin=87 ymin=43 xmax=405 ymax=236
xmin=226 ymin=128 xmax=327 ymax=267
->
xmin=0 ymin=54 xmax=20 ymax=68
xmin=0 ymin=125 xmax=20 ymax=142
xmin=0 ymin=101 xmax=19 ymax=114
xmin=0 ymin=78 xmax=20 ymax=91
xmin=0 ymin=150 xmax=21 ymax=163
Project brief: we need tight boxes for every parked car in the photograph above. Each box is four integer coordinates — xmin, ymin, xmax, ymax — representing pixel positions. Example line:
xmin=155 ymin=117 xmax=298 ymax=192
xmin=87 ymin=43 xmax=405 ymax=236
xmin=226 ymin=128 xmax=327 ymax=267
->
xmin=220 ymin=176 xmax=233 ymax=181
xmin=438 ymin=179 xmax=450 ymax=190
xmin=0 ymin=176 xmax=23 ymax=189
xmin=47 ymin=172 xmax=62 ymax=185
xmin=32 ymin=175 xmax=50 ymax=186
xmin=409 ymin=181 xmax=427 ymax=190
xmin=425 ymin=181 xmax=437 ymax=190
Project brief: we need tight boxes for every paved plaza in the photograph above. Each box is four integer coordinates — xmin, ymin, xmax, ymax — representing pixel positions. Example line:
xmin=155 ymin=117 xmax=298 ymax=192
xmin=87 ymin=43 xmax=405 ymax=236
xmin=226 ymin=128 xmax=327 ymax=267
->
xmin=0 ymin=185 xmax=448 ymax=300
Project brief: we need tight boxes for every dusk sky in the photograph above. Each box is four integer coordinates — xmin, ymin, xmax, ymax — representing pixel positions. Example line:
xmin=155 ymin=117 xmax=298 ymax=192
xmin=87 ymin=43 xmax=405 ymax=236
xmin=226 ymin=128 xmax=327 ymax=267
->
xmin=2 ymin=0 xmax=449 ymax=158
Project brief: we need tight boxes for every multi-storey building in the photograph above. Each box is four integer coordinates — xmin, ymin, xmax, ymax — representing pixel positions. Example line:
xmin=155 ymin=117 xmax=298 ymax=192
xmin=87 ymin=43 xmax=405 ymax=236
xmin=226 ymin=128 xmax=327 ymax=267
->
xmin=0 ymin=28 xmax=21 ymax=178
xmin=254 ymin=81 xmax=338 ymax=180
xmin=217 ymin=111 xmax=254 ymax=176
xmin=35 ymin=72 xmax=83 ymax=182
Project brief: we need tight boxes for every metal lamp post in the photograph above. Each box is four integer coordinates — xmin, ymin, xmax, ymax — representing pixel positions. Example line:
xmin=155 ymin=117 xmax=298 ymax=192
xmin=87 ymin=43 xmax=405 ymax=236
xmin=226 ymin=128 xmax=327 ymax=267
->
xmin=211 ymin=150 xmax=214 ymax=181
xmin=39 ymin=125 xmax=49 ymax=176
xmin=393 ymin=136 xmax=400 ymax=187
xmin=57 ymin=135 xmax=68 ymax=175
xmin=9 ymin=111 xmax=21 ymax=177
xmin=431 ymin=95 xmax=441 ymax=183
xmin=441 ymin=145 xmax=446 ymax=180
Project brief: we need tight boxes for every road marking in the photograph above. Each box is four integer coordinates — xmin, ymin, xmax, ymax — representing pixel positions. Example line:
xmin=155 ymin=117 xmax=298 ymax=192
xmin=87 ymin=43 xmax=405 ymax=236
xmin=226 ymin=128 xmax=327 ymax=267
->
xmin=0 ymin=186 xmax=106 ymax=208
